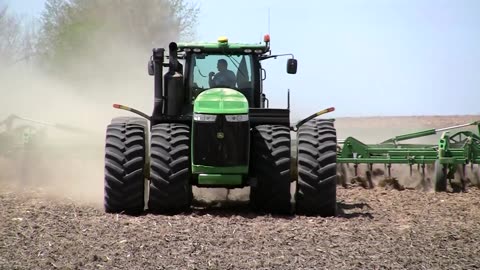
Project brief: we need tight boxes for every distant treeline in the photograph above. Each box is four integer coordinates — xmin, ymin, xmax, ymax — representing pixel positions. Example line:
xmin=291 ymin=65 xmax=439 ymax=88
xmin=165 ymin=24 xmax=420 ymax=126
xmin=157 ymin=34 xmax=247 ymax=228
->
xmin=0 ymin=0 xmax=199 ymax=78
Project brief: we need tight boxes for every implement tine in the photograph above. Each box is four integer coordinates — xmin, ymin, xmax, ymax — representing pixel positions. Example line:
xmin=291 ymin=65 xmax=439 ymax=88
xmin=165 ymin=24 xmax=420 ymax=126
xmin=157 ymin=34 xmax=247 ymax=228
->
xmin=366 ymin=170 xmax=373 ymax=189
xmin=366 ymin=164 xmax=374 ymax=189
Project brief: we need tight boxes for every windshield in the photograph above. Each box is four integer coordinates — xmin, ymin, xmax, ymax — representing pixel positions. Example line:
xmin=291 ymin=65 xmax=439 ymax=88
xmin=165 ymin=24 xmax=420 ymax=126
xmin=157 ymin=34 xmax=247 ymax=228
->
xmin=190 ymin=53 xmax=255 ymax=104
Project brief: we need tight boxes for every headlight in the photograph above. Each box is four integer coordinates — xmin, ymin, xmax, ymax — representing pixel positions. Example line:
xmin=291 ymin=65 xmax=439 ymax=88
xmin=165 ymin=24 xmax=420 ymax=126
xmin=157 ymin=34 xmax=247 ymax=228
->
xmin=225 ymin=114 xmax=249 ymax=122
xmin=193 ymin=113 xmax=217 ymax=122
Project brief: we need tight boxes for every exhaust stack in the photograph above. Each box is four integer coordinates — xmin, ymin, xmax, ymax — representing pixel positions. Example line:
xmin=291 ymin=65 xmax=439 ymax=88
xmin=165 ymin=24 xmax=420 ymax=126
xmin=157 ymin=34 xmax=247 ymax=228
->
xmin=152 ymin=48 xmax=165 ymax=116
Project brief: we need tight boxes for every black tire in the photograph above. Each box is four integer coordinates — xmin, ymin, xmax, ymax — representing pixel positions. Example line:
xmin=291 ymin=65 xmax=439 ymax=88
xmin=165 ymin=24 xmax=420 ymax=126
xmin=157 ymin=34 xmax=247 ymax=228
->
xmin=434 ymin=160 xmax=447 ymax=192
xmin=296 ymin=119 xmax=337 ymax=217
xmin=250 ymin=125 xmax=292 ymax=215
xmin=104 ymin=117 xmax=147 ymax=214
xmin=112 ymin=117 xmax=148 ymax=127
xmin=148 ymin=123 xmax=192 ymax=214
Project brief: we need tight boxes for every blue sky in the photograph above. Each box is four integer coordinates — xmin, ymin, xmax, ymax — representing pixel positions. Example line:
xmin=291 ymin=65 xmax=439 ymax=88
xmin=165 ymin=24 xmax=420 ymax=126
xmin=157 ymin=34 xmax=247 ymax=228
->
xmin=5 ymin=0 xmax=480 ymax=118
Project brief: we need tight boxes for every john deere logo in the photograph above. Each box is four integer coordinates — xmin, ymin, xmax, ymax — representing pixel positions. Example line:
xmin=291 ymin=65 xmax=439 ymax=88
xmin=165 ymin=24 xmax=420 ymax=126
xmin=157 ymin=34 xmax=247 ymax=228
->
xmin=216 ymin=132 xmax=224 ymax=139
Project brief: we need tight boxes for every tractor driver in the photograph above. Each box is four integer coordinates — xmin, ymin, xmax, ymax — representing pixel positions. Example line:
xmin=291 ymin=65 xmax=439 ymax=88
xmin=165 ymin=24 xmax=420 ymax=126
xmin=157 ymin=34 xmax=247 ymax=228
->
xmin=209 ymin=59 xmax=236 ymax=88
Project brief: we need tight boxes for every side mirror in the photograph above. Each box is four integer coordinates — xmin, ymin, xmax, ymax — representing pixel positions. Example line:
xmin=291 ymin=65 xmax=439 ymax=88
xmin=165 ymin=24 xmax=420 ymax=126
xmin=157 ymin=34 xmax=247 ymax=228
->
xmin=287 ymin=58 xmax=297 ymax=74
xmin=148 ymin=60 xmax=154 ymax=76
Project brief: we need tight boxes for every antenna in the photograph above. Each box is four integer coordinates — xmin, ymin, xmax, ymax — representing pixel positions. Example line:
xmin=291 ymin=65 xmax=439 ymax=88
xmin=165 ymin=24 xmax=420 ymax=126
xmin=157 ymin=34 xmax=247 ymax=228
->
xmin=268 ymin=8 xmax=271 ymax=35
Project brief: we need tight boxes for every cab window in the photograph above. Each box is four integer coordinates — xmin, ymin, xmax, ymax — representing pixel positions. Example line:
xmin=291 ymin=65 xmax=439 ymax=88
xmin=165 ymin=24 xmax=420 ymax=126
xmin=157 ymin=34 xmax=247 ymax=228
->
xmin=190 ymin=53 xmax=254 ymax=104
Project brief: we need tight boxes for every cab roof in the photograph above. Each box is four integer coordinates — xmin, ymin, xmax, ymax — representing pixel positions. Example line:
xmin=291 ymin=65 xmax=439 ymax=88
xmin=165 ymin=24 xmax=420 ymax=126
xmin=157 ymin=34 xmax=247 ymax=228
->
xmin=177 ymin=36 xmax=270 ymax=54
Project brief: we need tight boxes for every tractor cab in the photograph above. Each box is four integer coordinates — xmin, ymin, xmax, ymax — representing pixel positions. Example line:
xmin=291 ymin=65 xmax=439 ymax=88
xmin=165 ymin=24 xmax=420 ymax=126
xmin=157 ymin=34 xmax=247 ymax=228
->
xmin=189 ymin=52 xmax=256 ymax=106
xmin=148 ymin=35 xmax=298 ymax=121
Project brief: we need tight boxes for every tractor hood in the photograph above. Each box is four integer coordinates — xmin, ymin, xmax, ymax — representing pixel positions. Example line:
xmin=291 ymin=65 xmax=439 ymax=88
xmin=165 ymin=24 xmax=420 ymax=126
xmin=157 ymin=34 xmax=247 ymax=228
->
xmin=194 ymin=88 xmax=248 ymax=114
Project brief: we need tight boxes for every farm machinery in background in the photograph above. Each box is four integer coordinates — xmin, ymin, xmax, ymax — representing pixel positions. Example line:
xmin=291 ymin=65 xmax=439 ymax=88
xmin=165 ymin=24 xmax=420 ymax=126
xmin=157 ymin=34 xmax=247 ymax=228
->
xmin=336 ymin=121 xmax=480 ymax=191
xmin=0 ymin=114 xmax=97 ymax=183
xmin=0 ymin=114 xmax=92 ymax=156
xmin=0 ymin=114 xmax=50 ymax=158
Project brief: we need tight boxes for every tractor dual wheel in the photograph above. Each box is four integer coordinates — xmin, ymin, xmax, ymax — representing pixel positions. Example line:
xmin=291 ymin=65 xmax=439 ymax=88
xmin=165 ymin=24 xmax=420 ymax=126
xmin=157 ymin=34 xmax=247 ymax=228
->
xmin=148 ymin=123 xmax=192 ymax=214
xmin=104 ymin=117 xmax=148 ymax=215
xmin=296 ymin=119 xmax=337 ymax=217
xmin=250 ymin=125 xmax=292 ymax=215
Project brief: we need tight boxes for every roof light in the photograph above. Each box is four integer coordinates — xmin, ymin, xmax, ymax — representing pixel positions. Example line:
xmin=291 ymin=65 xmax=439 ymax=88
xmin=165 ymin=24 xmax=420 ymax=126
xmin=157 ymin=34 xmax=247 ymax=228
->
xmin=218 ymin=36 xmax=228 ymax=43
xmin=264 ymin=34 xmax=270 ymax=43
xmin=193 ymin=48 xmax=202 ymax=52
xmin=254 ymin=49 xmax=263 ymax=54
xmin=244 ymin=49 xmax=252 ymax=53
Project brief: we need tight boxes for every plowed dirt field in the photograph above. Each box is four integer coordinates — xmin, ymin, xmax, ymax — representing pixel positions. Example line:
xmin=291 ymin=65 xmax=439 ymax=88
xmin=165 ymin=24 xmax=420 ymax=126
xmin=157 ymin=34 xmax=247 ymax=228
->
xmin=1 ymin=115 xmax=480 ymax=270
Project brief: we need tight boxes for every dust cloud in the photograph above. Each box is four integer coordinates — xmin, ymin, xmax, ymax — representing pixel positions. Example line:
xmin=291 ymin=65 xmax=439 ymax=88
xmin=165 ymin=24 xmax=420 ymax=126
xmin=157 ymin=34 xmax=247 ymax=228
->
xmin=0 ymin=23 xmax=162 ymax=208
xmin=0 ymin=2 xmax=232 ymax=208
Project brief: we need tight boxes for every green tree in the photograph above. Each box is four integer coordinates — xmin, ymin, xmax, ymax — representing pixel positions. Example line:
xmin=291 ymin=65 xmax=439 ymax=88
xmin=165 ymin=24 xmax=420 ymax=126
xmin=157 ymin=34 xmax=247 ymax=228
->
xmin=0 ymin=4 xmax=24 ymax=67
xmin=36 ymin=0 xmax=199 ymax=78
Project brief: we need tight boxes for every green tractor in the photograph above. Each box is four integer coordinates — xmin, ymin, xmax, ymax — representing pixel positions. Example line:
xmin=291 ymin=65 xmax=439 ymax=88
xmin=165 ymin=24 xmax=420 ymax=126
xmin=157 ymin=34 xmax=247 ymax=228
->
xmin=103 ymin=35 xmax=337 ymax=216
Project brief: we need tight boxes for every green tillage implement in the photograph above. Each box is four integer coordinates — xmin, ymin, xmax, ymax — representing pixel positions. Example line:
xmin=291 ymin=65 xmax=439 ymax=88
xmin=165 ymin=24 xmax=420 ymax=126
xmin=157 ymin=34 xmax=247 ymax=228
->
xmin=0 ymin=114 xmax=95 ymax=158
xmin=336 ymin=121 xmax=480 ymax=191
